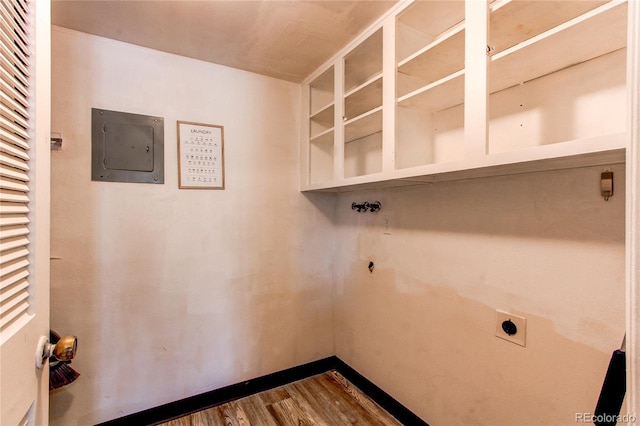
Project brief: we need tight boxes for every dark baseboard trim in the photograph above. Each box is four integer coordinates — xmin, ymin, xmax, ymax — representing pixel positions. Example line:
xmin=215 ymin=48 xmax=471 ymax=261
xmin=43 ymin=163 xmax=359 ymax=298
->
xmin=96 ymin=356 xmax=428 ymax=426
xmin=333 ymin=357 xmax=428 ymax=426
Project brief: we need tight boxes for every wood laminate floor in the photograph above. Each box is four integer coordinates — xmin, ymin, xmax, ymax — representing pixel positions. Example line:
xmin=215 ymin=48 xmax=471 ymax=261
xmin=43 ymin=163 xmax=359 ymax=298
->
xmin=158 ymin=370 xmax=403 ymax=426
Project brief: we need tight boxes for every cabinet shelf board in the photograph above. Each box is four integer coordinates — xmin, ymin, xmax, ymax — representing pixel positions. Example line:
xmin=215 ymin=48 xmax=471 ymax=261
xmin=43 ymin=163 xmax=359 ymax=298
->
xmin=490 ymin=0 xmax=609 ymax=55
xmin=490 ymin=0 xmax=627 ymax=94
xmin=345 ymin=75 xmax=383 ymax=120
xmin=345 ymin=72 xmax=383 ymax=98
xmin=397 ymin=70 xmax=464 ymax=112
xmin=344 ymin=107 xmax=382 ymax=144
xmin=310 ymin=128 xmax=334 ymax=145
xmin=310 ymin=67 xmax=334 ymax=93
xmin=397 ymin=23 xmax=465 ymax=84
xmin=310 ymin=103 xmax=335 ymax=126
xmin=397 ymin=0 xmax=465 ymax=41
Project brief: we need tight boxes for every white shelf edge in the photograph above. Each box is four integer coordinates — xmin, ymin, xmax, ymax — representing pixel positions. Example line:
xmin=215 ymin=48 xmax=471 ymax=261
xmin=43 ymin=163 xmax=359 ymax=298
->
xmin=397 ymin=69 xmax=465 ymax=107
xmin=489 ymin=0 xmax=513 ymax=14
xmin=491 ymin=0 xmax=627 ymax=63
xmin=344 ymin=105 xmax=383 ymax=128
xmin=344 ymin=130 xmax=383 ymax=145
xmin=309 ymin=127 xmax=334 ymax=143
xmin=344 ymin=72 xmax=383 ymax=98
xmin=397 ymin=20 xmax=465 ymax=69
xmin=310 ymin=101 xmax=335 ymax=120
xmin=301 ymin=133 xmax=625 ymax=192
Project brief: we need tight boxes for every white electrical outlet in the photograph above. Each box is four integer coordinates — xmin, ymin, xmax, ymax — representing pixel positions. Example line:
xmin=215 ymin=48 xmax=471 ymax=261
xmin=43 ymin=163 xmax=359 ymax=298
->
xmin=495 ymin=310 xmax=526 ymax=347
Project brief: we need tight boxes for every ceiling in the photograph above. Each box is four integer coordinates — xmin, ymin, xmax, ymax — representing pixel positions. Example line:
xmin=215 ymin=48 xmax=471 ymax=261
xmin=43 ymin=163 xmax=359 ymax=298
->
xmin=51 ymin=0 xmax=398 ymax=83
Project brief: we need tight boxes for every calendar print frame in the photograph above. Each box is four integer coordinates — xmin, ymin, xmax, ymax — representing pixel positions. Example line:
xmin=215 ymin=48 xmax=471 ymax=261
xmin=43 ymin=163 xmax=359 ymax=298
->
xmin=177 ymin=121 xmax=225 ymax=189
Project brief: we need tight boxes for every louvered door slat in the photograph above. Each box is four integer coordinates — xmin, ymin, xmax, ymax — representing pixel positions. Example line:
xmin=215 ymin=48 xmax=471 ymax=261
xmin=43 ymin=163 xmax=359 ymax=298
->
xmin=0 ymin=23 xmax=30 ymax=78
xmin=0 ymin=278 xmax=28 ymax=304
xmin=0 ymin=139 xmax=30 ymax=160
xmin=0 ymin=269 xmax=29 ymax=291
xmin=0 ymin=164 xmax=28 ymax=182
xmin=0 ymin=189 xmax=29 ymax=203
xmin=0 ymin=235 xmax=29 ymax=252
xmin=0 ymin=124 xmax=29 ymax=150
xmin=0 ymin=201 xmax=27 ymax=214
xmin=0 ymin=224 xmax=28 ymax=241
xmin=0 ymin=4 xmax=30 ymax=62
xmin=0 ymin=178 xmax=28 ymax=193
xmin=0 ymin=90 xmax=29 ymax=120
xmin=0 ymin=298 xmax=29 ymax=328
xmin=0 ymin=247 xmax=29 ymax=268
xmin=0 ymin=0 xmax=28 ymax=33
xmin=0 ymin=0 xmax=31 ymax=339
xmin=0 ymin=152 xmax=29 ymax=171
xmin=0 ymin=53 xmax=29 ymax=91
xmin=0 ymin=257 xmax=29 ymax=279
xmin=0 ymin=104 xmax=29 ymax=131
xmin=0 ymin=213 xmax=28 ymax=227
xmin=0 ymin=65 xmax=29 ymax=100
xmin=0 ymin=117 xmax=28 ymax=142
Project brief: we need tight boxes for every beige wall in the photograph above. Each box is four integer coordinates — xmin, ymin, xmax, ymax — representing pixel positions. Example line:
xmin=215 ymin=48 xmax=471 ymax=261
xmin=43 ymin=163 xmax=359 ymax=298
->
xmin=333 ymin=165 xmax=626 ymax=425
xmin=49 ymin=27 xmax=335 ymax=425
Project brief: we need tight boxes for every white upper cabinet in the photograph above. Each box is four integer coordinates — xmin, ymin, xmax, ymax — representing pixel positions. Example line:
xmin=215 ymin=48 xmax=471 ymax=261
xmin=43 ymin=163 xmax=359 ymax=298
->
xmin=301 ymin=0 xmax=629 ymax=191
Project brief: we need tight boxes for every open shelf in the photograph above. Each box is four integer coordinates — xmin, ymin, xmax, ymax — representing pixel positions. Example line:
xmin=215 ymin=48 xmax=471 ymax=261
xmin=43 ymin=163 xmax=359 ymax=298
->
xmin=396 ymin=0 xmax=465 ymax=61
xmin=309 ymin=103 xmax=334 ymax=140
xmin=489 ymin=1 xmax=627 ymax=94
xmin=489 ymin=47 xmax=626 ymax=154
xmin=308 ymin=65 xmax=335 ymax=185
xmin=345 ymin=28 xmax=383 ymax=93
xmin=310 ymin=66 xmax=334 ymax=116
xmin=490 ymin=0 xmax=609 ymax=55
xmin=397 ymin=23 xmax=465 ymax=97
xmin=302 ymin=0 xmax=629 ymax=192
xmin=309 ymin=135 xmax=334 ymax=184
xmin=398 ymin=70 xmax=464 ymax=112
xmin=394 ymin=0 xmax=466 ymax=172
xmin=310 ymin=128 xmax=334 ymax=145
xmin=344 ymin=130 xmax=382 ymax=178
xmin=344 ymin=74 xmax=382 ymax=121
xmin=345 ymin=107 xmax=382 ymax=144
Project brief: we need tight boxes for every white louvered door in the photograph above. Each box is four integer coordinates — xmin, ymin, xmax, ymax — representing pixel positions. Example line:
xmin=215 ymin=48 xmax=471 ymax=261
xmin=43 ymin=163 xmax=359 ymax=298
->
xmin=0 ymin=0 xmax=50 ymax=424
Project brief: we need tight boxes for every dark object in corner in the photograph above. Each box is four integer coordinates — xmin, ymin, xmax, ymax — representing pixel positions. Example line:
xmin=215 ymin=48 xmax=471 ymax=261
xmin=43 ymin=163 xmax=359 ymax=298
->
xmin=594 ymin=349 xmax=625 ymax=426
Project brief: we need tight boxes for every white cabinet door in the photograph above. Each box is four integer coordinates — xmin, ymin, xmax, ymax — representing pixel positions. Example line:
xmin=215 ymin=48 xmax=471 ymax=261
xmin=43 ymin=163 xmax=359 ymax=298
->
xmin=0 ymin=1 xmax=51 ymax=424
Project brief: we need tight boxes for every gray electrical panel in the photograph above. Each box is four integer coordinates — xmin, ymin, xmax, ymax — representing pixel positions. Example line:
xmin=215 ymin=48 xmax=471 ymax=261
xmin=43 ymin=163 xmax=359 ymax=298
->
xmin=91 ymin=108 xmax=164 ymax=184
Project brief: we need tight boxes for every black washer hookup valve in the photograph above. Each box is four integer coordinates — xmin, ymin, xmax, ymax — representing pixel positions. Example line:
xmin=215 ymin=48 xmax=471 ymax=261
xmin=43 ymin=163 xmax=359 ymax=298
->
xmin=351 ymin=201 xmax=381 ymax=213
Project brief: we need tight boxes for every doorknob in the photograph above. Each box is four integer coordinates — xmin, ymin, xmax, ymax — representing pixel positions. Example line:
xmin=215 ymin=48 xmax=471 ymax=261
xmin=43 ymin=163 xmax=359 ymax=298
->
xmin=35 ymin=335 xmax=77 ymax=369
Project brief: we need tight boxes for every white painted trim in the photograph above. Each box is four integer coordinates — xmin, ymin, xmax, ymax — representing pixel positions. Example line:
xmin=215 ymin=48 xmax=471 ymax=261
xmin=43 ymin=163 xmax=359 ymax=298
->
xmin=627 ymin=0 xmax=640 ymax=417
xmin=334 ymin=60 xmax=344 ymax=181
xmin=32 ymin=0 xmax=51 ymax=424
xmin=382 ymin=15 xmax=396 ymax=173
xmin=464 ymin=0 xmax=489 ymax=158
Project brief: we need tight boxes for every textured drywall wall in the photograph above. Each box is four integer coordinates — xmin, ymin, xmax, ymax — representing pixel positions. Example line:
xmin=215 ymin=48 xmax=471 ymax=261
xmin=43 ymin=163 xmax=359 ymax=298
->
xmin=49 ymin=26 xmax=336 ymax=425
xmin=333 ymin=164 xmax=626 ymax=425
